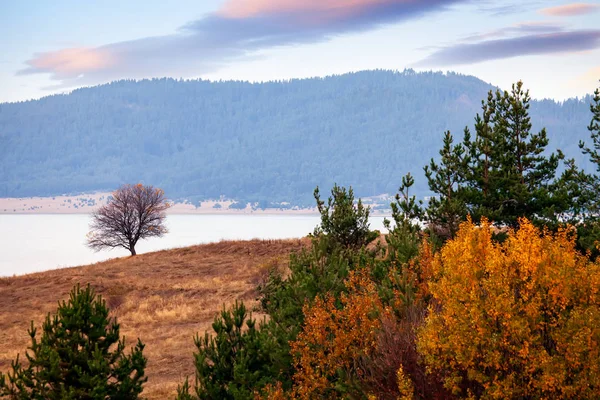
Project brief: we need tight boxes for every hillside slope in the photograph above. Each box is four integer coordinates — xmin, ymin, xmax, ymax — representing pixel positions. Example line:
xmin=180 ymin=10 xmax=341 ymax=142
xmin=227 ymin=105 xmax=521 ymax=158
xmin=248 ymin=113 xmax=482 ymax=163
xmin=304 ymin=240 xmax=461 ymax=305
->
xmin=0 ymin=70 xmax=593 ymax=205
xmin=0 ymin=239 xmax=306 ymax=399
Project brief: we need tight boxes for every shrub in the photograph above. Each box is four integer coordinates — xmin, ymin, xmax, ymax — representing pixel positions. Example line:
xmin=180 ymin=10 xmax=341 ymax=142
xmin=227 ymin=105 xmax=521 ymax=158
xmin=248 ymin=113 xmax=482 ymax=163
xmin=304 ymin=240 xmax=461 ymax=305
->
xmin=0 ymin=284 xmax=147 ymax=399
xmin=176 ymin=302 xmax=281 ymax=400
xmin=182 ymin=185 xmax=384 ymax=399
xmin=418 ymin=218 xmax=600 ymax=399
xmin=313 ymin=185 xmax=378 ymax=251
xmin=289 ymin=270 xmax=386 ymax=399
xmin=384 ymin=173 xmax=423 ymax=265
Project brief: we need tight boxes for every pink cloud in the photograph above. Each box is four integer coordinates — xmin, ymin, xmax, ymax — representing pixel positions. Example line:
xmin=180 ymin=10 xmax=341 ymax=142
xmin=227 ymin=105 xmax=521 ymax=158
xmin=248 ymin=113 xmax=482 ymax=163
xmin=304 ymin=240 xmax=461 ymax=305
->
xmin=219 ymin=0 xmax=402 ymax=19
xmin=17 ymin=0 xmax=461 ymax=88
xmin=539 ymin=2 xmax=599 ymax=16
xmin=22 ymin=47 xmax=115 ymax=79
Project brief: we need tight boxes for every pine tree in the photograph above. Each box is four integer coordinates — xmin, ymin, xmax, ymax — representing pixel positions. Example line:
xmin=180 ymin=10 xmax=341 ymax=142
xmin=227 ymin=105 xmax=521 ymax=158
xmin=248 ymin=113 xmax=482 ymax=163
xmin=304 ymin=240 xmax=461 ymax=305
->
xmin=0 ymin=284 xmax=147 ymax=399
xmin=578 ymin=82 xmax=600 ymax=213
xmin=579 ymin=83 xmax=600 ymax=170
xmin=492 ymin=82 xmax=563 ymax=227
xmin=462 ymin=91 xmax=505 ymax=224
xmin=384 ymin=173 xmax=424 ymax=263
xmin=423 ymin=130 xmax=469 ymax=239
xmin=176 ymin=302 xmax=280 ymax=400
xmin=576 ymin=82 xmax=600 ymax=253
xmin=177 ymin=185 xmax=382 ymax=400
xmin=313 ymin=184 xmax=378 ymax=250
xmin=422 ymin=82 xmax=570 ymax=236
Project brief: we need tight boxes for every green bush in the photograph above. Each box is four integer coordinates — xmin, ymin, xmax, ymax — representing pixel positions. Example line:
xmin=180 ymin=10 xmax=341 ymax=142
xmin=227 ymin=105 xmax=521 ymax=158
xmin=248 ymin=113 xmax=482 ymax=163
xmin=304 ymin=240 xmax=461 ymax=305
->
xmin=179 ymin=185 xmax=383 ymax=398
xmin=176 ymin=302 xmax=280 ymax=400
xmin=313 ymin=184 xmax=379 ymax=250
xmin=0 ymin=284 xmax=146 ymax=400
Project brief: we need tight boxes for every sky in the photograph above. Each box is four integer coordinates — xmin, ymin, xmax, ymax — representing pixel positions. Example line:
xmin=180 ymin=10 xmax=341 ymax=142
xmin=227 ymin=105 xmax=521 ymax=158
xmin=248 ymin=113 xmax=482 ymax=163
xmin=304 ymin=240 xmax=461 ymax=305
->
xmin=0 ymin=0 xmax=599 ymax=103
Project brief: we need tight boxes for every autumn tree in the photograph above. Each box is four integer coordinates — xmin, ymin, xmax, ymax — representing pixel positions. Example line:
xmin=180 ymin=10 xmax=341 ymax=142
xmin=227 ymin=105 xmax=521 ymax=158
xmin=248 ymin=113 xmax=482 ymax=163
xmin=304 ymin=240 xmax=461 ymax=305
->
xmin=87 ymin=183 xmax=170 ymax=256
xmin=285 ymin=263 xmax=442 ymax=400
xmin=0 ymin=284 xmax=147 ymax=399
xmin=418 ymin=218 xmax=600 ymax=399
xmin=256 ymin=189 xmax=381 ymax=392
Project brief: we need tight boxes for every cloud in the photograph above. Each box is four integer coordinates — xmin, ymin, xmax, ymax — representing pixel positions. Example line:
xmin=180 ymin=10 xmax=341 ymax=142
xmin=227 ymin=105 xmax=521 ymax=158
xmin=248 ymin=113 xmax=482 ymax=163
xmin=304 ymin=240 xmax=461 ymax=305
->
xmin=18 ymin=0 xmax=465 ymax=89
xmin=18 ymin=48 xmax=115 ymax=79
xmin=539 ymin=2 xmax=600 ymax=16
xmin=476 ymin=0 xmax=545 ymax=16
xmin=219 ymin=0 xmax=398 ymax=19
xmin=417 ymin=29 xmax=600 ymax=66
xmin=460 ymin=21 xmax=564 ymax=42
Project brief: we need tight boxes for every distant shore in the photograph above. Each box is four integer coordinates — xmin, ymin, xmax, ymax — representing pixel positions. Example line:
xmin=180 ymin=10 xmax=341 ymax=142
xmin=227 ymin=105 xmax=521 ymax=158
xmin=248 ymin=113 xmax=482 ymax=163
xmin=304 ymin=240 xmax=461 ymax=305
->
xmin=0 ymin=193 xmax=391 ymax=216
xmin=0 ymin=193 xmax=313 ymax=215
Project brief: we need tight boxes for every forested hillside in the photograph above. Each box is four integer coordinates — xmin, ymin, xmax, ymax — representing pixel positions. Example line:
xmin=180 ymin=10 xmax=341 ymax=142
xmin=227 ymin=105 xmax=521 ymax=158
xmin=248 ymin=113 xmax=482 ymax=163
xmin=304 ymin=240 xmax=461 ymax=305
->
xmin=0 ymin=70 xmax=593 ymax=206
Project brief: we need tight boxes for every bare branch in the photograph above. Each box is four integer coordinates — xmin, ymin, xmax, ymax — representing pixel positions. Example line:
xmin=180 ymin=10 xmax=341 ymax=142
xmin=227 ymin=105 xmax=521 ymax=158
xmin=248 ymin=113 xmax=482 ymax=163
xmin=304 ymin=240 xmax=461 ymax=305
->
xmin=87 ymin=184 xmax=170 ymax=256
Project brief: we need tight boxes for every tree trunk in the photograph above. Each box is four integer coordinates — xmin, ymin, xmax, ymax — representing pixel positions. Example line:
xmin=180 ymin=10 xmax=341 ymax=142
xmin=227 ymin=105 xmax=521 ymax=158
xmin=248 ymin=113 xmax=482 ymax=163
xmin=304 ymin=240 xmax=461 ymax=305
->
xmin=130 ymin=246 xmax=136 ymax=256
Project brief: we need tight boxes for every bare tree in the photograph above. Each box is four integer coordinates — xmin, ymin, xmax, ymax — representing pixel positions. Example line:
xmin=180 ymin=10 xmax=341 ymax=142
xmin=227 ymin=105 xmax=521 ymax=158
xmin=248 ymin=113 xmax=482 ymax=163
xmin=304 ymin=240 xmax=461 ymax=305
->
xmin=87 ymin=184 xmax=170 ymax=256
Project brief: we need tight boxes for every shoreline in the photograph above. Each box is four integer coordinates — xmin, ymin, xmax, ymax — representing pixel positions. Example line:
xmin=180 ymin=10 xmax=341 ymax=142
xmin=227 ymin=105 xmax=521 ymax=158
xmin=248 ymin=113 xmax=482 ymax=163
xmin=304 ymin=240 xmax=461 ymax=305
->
xmin=0 ymin=193 xmax=392 ymax=216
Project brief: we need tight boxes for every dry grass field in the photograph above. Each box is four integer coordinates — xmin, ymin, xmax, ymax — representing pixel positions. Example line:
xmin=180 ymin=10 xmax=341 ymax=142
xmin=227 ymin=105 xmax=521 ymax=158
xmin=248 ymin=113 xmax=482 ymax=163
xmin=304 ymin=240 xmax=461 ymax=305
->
xmin=0 ymin=238 xmax=307 ymax=399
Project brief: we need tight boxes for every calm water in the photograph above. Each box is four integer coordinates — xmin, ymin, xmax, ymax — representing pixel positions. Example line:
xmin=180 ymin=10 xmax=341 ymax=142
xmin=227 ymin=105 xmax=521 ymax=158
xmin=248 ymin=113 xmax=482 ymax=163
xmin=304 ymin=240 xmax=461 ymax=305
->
xmin=0 ymin=214 xmax=388 ymax=276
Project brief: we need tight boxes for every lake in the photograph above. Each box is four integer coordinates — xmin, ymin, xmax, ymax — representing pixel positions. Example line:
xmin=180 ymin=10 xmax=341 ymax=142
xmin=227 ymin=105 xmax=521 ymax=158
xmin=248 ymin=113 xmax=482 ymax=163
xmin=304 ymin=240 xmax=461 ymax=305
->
xmin=0 ymin=214 xmax=389 ymax=276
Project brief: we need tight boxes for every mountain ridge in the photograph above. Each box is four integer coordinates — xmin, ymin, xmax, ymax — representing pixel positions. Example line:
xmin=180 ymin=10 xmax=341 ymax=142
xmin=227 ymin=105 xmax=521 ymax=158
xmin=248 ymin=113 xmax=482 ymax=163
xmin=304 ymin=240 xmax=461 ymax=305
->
xmin=0 ymin=69 xmax=594 ymax=206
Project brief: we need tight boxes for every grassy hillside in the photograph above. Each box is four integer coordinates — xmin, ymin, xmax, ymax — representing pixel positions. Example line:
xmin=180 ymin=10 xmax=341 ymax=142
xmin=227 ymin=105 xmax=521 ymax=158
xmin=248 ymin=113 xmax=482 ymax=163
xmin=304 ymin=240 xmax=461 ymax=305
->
xmin=0 ymin=239 xmax=307 ymax=399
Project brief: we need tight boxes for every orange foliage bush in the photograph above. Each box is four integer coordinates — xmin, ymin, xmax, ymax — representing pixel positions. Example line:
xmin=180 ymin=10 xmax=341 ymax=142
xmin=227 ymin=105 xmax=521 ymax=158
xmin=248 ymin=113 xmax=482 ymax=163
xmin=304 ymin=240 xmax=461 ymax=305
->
xmin=359 ymin=306 xmax=451 ymax=400
xmin=418 ymin=218 xmax=600 ymax=399
xmin=289 ymin=270 xmax=387 ymax=399
xmin=360 ymin=237 xmax=449 ymax=400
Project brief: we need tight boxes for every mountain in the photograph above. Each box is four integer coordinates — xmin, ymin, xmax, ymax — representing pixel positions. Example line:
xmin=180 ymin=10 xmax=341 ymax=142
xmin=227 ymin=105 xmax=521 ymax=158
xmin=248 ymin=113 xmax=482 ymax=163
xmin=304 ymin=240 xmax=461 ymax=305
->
xmin=0 ymin=70 xmax=594 ymax=207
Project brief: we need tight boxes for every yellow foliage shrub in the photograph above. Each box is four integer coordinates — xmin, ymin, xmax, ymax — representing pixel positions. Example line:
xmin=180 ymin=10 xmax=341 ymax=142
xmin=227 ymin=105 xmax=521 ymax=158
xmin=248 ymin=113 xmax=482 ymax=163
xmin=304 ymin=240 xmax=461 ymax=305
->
xmin=396 ymin=366 xmax=415 ymax=400
xmin=418 ymin=218 xmax=600 ymax=399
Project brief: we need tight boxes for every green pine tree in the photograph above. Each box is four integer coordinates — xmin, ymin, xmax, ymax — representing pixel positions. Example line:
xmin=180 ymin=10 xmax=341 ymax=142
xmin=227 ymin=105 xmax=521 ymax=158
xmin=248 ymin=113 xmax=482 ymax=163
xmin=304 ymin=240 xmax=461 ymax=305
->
xmin=578 ymin=82 xmax=600 ymax=211
xmin=462 ymin=82 xmax=565 ymax=229
xmin=177 ymin=185 xmax=382 ymax=399
xmin=176 ymin=302 xmax=280 ymax=400
xmin=491 ymin=82 xmax=563 ymax=228
xmin=0 ymin=284 xmax=146 ymax=400
xmin=576 ymin=82 xmax=600 ymax=254
xmin=423 ymin=130 xmax=469 ymax=240
xmin=384 ymin=173 xmax=424 ymax=263
xmin=422 ymin=81 xmax=572 ymax=237
xmin=313 ymin=184 xmax=378 ymax=251
xmin=461 ymin=93 xmax=504 ymax=224
xmin=579 ymin=83 xmax=600 ymax=170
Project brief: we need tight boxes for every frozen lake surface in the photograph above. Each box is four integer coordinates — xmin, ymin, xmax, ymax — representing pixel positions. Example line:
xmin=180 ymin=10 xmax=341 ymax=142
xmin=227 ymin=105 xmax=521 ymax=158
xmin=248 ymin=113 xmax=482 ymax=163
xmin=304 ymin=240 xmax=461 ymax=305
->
xmin=0 ymin=214 xmax=388 ymax=276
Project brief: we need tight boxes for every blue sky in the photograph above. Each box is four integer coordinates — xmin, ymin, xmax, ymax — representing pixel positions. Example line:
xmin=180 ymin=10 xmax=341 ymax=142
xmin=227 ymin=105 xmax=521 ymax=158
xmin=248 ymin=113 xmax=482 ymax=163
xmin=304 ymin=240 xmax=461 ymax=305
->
xmin=1 ymin=0 xmax=599 ymax=103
